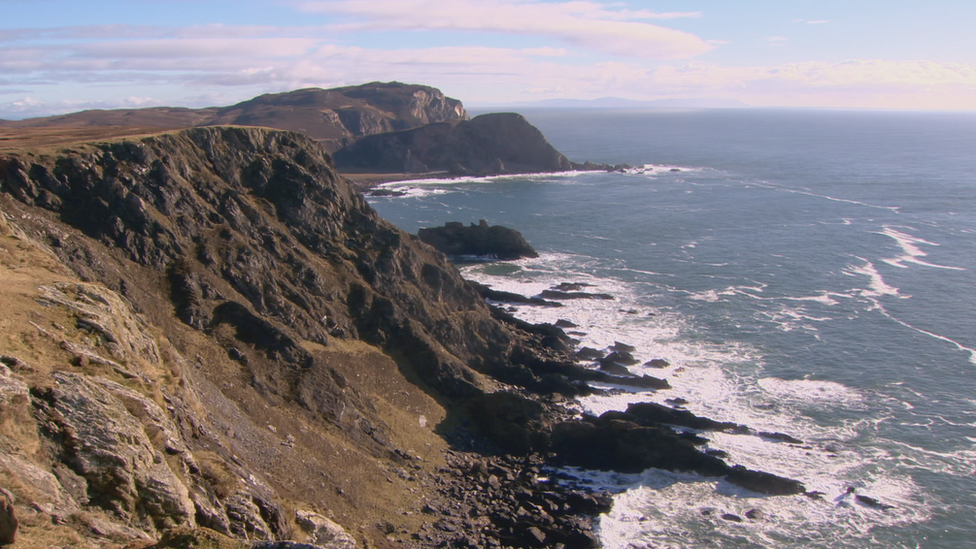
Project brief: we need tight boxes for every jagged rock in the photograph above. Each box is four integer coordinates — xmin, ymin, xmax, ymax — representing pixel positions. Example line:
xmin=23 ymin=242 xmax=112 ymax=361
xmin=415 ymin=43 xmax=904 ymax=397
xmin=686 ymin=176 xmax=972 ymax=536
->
xmin=600 ymin=351 xmax=640 ymax=366
xmin=295 ymin=510 xmax=357 ymax=549
xmin=0 ymin=454 xmax=78 ymax=518
xmin=39 ymin=372 xmax=196 ymax=532
xmin=759 ymin=431 xmax=804 ymax=444
xmin=538 ymin=290 xmax=613 ymax=301
xmin=37 ymin=283 xmax=164 ymax=368
xmin=418 ymin=220 xmax=538 ymax=260
xmin=550 ymin=418 xmax=730 ymax=475
xmin=625 ymin=402 xmax=741 ymax=432
xmin=725 ymin=465 xmax=806 ymax=496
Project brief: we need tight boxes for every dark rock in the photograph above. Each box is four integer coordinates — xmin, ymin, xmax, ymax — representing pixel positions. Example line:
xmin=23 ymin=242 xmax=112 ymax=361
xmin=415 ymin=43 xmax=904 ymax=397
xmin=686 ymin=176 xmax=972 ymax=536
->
xmin=644 ymin=358 xmax=670 ymax=368
xmin=744 ymin=508 xmax=765 ymax=520
xmin=598 ymin=361 xmax=633 ymax=377
xmin=626 ymin=402 xmax=740 ymax=431
xmin=474 ymin=283 xmax=561 ymax=307
xmin=334 ymin=112 xmax=572 ymax=176
xmin=0 ymin=489 xmax=15 ymax=545
xmin=550 ymin=418 xmax=729 ymax=475
xmin=538 ymin=290 xmax=613 ymax=301
xmin=725 ymin=465 xmax=806 ymax=496
xmin=552 ymin=283 xmax=592 ymax=292
xmin=856 ymin=495 xmax=895 ymax=510
xmin=600 ymin=351 xmax=640 ymax=366
xmin=554 ymin=319 xmax=578 ymax=328
xmin=366 ymin=188 xmax=407 ymax=197
xmin=759 ymin=432 xmax=804 ymax=444
xmin=418 ymin=220 xmax=539 ymax=260
xmin=610 ymin=342 xmax=636 ymax=353
xmin=721 ymin=513 xmax=743 ymax=522
xmin=574 ymin=347 xmax=604 ymax=361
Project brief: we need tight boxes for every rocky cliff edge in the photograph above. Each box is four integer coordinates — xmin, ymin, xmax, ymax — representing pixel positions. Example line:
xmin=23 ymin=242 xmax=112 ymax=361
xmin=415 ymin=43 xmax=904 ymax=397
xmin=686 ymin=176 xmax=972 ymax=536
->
xmin=0 ymin=127 xmax=804 ymax=548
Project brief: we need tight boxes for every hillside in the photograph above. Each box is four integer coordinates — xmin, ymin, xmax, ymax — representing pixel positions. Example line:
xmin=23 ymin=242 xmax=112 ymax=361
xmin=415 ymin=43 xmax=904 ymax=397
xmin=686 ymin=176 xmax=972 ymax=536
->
xmin=332 ymin=113 xmax=572 ymax=176
xmin=0 ymin=127 xmax=804 ymax=548
xmin=0 ymin=82 xmax=468 ymax=152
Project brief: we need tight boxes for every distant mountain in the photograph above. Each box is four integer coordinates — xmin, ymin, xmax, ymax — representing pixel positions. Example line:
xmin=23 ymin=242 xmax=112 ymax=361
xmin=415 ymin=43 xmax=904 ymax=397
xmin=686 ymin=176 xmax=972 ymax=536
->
xmin=476 ymin=97 xmax=750 ymax=110
xmin=0 ymin=82 xmax=469 ymax=151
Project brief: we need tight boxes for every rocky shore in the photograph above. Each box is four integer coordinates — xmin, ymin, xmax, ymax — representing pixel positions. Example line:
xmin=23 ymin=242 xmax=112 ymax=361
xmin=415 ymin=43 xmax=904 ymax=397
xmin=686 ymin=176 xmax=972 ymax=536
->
xmin=0 ymin=126 xmax=807 ymax=549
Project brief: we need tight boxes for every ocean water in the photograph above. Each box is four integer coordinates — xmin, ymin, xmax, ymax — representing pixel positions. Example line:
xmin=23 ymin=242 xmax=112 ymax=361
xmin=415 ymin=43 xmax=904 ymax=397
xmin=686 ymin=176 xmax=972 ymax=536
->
xmin=365 ymin=108 xmax=976 ymax=548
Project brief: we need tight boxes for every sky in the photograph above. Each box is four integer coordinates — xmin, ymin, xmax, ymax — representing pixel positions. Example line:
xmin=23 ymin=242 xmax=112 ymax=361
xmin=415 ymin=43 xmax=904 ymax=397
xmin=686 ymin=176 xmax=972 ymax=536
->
xmin=3 ymin=0 xmax=976 ymax=118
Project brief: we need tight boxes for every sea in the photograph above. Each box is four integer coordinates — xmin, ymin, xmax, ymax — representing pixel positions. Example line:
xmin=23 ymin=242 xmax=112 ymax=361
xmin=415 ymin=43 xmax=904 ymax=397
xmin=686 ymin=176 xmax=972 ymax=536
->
xmin=365 ymin=108 xmax=976 ymax=548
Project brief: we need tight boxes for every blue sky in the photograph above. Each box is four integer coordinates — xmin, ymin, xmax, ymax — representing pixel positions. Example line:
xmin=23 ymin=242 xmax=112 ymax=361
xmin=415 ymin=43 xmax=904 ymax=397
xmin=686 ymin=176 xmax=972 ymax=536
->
xmin=3 ymin=0 xmax=976 ymax=118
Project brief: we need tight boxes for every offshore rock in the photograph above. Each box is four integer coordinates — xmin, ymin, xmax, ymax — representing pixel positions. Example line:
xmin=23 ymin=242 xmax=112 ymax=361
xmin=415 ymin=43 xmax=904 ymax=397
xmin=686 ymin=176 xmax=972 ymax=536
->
xmin=418 ymin=219 xmax=539 ymax=260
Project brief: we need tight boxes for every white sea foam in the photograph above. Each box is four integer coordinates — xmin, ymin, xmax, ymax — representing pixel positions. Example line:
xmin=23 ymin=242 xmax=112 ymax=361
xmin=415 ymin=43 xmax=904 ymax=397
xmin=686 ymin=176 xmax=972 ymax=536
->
xmin=464 ymin=251 xmax=938 ymax=547
xmin=751 ymin=181 xmax=902 ymax=213
xmin=375 ymin=170 xmax=588 ymax=188
xmin=627 ymin=164 xmax=707 ymax=177
xmin=845 ymin=257 xmax=902 ymax=298
xmin=877 ymin=226 xmax=965 ymax=271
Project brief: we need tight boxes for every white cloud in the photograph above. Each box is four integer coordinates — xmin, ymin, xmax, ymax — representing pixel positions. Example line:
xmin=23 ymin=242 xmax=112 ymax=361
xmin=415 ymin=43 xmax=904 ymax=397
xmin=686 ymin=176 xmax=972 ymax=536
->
xmin=2 ymin=17 xmax=975 ymax=116
xmin=299 ymin=0 xmax=713 ymax=59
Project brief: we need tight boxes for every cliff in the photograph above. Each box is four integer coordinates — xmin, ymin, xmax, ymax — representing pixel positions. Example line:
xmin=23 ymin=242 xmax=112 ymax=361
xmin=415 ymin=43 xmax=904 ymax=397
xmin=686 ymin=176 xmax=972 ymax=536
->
xmin=332 ymin=113 xmax=572 ymax=176
xmin=0 ymin=82 xmax=469 ymax=152
xmin=0 ymin=127 xmax=804 ymax=549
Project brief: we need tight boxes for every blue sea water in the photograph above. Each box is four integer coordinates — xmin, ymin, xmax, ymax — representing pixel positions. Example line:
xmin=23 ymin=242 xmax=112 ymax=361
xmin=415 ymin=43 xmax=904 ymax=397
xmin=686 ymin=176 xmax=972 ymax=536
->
xmin=366 ymin=108 xmax=976 ymax=548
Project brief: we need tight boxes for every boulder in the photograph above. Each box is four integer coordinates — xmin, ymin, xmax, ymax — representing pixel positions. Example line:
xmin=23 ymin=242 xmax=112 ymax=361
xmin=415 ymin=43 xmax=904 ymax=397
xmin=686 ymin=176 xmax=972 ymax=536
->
xmin=295 ymin=510 xmax=357 ymax=549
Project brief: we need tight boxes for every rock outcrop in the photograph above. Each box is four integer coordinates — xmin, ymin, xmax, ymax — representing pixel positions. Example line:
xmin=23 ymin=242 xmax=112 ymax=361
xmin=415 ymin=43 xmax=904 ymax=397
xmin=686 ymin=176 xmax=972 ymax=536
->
xmin=0 ymin=126 xmax=807 ymax=548
xmin=417 ymin=220 xmax=539 ymax=260
xmin=332 ymin=112 xmax=573 ymax=176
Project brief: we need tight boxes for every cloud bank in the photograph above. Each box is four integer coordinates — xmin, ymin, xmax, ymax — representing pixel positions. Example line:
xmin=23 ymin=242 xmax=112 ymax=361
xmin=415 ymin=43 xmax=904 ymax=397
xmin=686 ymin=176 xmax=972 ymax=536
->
xmin=1 ymin=1 xmax=975 ymax=117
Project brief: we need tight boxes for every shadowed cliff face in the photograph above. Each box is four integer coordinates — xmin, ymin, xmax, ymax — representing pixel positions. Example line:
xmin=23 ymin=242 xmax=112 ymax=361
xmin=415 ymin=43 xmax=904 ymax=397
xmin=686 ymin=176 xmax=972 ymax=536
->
xmin=0 ymin=127 xmax=520 ymax=397
xmin=332 ymin=112 xmax=573 ymax=175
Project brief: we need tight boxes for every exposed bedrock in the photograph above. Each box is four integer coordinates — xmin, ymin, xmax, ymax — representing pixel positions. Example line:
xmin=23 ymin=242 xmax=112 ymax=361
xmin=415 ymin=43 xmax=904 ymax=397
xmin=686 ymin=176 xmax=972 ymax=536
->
xmin=332 ymin=112 xmax=573 ymax=176
xmin=417 ymin=219 xmax=539 ymax=261
xmin=0 ymin=125 xmax=806 ymax=548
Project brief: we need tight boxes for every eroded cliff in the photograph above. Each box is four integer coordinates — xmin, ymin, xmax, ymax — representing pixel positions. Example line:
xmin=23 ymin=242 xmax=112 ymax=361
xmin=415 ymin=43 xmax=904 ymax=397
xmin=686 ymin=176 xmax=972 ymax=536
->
xmin=0 ymin=126 xmax=804 ymax=549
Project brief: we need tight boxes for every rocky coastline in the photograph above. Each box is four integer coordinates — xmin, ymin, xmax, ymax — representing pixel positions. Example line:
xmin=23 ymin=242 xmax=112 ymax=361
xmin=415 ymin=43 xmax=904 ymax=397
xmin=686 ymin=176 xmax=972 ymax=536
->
xmin=0 ymin=125 xmax=813 ymax=549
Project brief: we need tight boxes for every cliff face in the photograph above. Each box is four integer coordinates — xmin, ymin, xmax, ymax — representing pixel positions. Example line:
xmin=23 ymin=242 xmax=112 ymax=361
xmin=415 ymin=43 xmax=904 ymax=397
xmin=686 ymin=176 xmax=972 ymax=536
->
xmin=0 ymin=82 xmax=469 ymax=153
xmin=332 ymin=113 xmax=572 ymax=175
xmin=0 ymin=127 xmax=549 ymax=547
xmin=0 ymin=126 xmax=805 ymax=548
xmin=206 ymin=83 xmax=469 ymax=149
